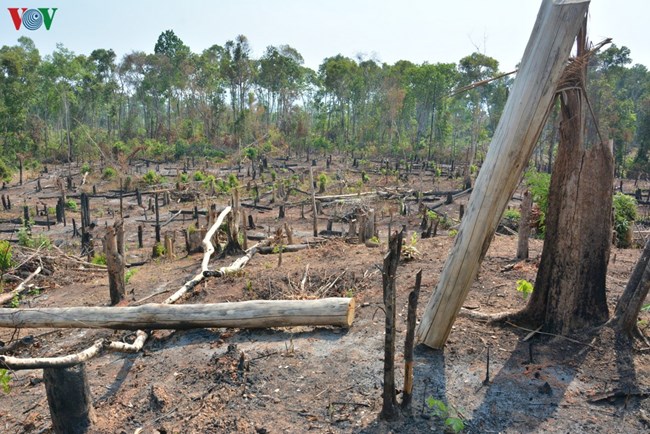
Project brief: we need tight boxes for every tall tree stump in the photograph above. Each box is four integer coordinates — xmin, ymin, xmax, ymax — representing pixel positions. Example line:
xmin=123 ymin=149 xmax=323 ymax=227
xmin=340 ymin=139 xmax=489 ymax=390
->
xmin=104 ymin=220 xmax=126 ymax=306
xmin=517 ymin=26 xmax=614 ymax=335
xmin=44 ymin=363 xmax=96 ymax=434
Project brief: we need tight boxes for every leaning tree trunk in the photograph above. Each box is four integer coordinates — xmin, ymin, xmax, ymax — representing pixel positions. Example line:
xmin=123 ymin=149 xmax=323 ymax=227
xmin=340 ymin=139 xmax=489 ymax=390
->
xmin=518 ymin=28 xmax=614 ymax=335
xmin=609 ymin=238 xmax=650 ymax=340
xmin=415 ymin=0 xmax=590 ymax=349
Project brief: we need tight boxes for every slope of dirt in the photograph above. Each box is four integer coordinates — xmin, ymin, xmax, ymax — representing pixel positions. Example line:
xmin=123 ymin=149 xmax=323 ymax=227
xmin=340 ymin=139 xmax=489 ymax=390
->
xmin=0 ymin=161 xmax=649 ymax=433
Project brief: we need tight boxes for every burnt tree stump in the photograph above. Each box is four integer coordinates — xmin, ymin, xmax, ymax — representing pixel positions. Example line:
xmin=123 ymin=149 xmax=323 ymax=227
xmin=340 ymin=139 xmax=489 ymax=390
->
xmin=44 ymin=363 xmax=96 ymax=434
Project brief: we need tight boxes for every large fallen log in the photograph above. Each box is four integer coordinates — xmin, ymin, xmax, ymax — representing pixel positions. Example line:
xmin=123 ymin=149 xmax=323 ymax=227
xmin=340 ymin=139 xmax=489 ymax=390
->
xmin=0 ymin=298 xmax=355 ymax=331
xmin=416 ymin=0 xmax=590 ymax=349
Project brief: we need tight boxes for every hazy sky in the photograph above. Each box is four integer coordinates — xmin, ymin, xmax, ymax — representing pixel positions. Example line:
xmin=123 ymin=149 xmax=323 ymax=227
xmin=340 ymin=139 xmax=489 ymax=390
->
xmin=2 ymin=0 xmax=648 ymax=71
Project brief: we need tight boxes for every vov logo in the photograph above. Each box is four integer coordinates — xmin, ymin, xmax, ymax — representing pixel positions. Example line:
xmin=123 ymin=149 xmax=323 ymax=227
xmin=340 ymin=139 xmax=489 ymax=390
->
xmin=8 ymin=7 xmax=58 ymax=31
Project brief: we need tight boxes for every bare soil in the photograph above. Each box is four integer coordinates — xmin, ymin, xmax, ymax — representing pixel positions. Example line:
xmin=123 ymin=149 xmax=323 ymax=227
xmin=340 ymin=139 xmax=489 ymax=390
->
xmin=0 ymin=160 xmax=649 ymax=433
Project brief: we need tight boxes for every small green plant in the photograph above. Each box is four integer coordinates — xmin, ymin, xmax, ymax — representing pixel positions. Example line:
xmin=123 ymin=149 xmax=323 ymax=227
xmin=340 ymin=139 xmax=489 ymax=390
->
xmin=17 ymin=228 xmax=50 ymax=249
xmin=102 ymin=167 xmax=117 ymax=180
xmin=613 ymin=192 xmax=638 ymax=248
xmin=641 ymin=303 xmax=650 ymax=312
xmin=516 ymin=279 xmax=534 ymax=299
xmin=0 ymin=240 xmax=13 ymax=276
xmin=81 ymin=162 xmax=92 ymax=174
xmin=179 ymin=173 xmax=189 ymax=183
xmin=143 ymin=170 xmax=160 ymax=185
xmin=228 ymin=173 xmax=239 ymax=189
xmin=244 ymin=280 xmax=253 ymax=293
xmin=361 ymin=170 xmax=369 ymax=184
xmin=91 ymin=253 xmax=107 ymax=266
xmin=125 ymin=268 xmax=137 ymax=284
xmin=369 ymin=235 xmax=380 ymax=244
xmin=503 ymin=208 xmax=521 ymax=222
xmin=65 ymin=199 xmax=78 ymax=211
xmin=524 ymin=168 xmax=551 ymax=235
xmin=152 ymin=242 xmax=165 ymax=258
xmin=318 ymin=173 xmax=329 ymax=193
xmin=10 ymin=294 xmax=20 ymax=308
xmin=402 ymin=232 xmax=421 ymax=260
xmin=17 ymin=227 xmax=31 ymax=247
xmin=449 ymin=229 xmax=458 ymax=237
xmin=187 ymin=223 xmax=197 ymax=235
xmin=0 ymin=368 xmax=11 ymax=393
xmin=470 ymin=164 xmax=478 ymax=175
xmin=193 ymin=171 xmax=206 ymax=182
xmin=426 ymin=397 xmax=464 ymax=433
xmin=271 ymin=170 xmax=277 ymax=182
xmin=0 ymin=158 xmax=13 ymax=182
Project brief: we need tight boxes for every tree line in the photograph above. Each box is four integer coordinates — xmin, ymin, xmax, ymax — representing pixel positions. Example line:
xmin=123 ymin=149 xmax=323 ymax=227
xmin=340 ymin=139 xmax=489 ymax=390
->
xmin=0 ymin=31 xmax=649 ymax=178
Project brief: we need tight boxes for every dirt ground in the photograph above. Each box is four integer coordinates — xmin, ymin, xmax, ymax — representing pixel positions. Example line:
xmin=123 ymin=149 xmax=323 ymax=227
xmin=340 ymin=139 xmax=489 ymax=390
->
xmin=0 ymin=158 xmax=649 ymax=433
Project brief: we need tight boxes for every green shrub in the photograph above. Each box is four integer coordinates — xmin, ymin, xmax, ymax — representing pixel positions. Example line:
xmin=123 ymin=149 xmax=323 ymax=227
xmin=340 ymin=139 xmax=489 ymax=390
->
xmin=318 ymin=173 xmax=329 ymax=193
xmin=0 ymin=159 xmax=12 ymax=182
xmin=152 ymin=242 xmax=165 ymax=258
xmin=613 ymin=192 xmax=638 ymax=247
xmin=426 ymin=398 xmax=464 ymax=433
xmin=91 ymin=253 xmax=107 ymax=266
xmin=228 ymin=173 xmax=239 ymax=189
xmin=0 ymin=368 xmax=11 ymax=393
xmin=502 ymin=208 xmax=521 ymax=229
xmin=17 ymin=228 xmax=50 ymax=249
xmin=125 ymin=268 xmax=137 ymax=284
xmin=179 ymin=173 xmax=189 ymax=183
xmin=193 ymin=171 xmax=206 ymax=182
xmin=65 ymin=199 xmax=78 ymax=211
xmin=524 ymin=168 xmax=551 ymax=235
xmin=81 ymin=163 xmax=92 ymax=174
xmin=0 ymin=240 xmax=13 ymax=274
xmin=143 ymin=170 xmax=160 ymax=185
xmin=102 ymin=167 xmax=117 ymax=180
xmin=517 ymin=279 xmax=534 ymax=299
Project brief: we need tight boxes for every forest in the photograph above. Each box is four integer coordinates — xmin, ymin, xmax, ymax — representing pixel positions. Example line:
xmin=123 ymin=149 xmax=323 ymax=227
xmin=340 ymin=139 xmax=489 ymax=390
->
xmin=1 ymin=2 xmax=650 ymax=433
xmin=0 ymin=30 xmax=648 ymax=179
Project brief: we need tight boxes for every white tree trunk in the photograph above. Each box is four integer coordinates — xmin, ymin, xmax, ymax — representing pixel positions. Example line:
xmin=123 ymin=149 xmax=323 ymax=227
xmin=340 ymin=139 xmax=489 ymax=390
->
xmin=416 ymin=0 xmax=591 ymax=349
xmin=0 ymin=298 xmax=356 ymax=330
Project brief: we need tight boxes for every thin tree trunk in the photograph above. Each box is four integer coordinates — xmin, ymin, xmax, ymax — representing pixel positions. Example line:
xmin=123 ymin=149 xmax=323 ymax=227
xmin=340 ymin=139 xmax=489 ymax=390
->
xmin=517 ymin=190 xmax=532 ymax=260
xmin=609 ymin=239 xmax=650 ymax=339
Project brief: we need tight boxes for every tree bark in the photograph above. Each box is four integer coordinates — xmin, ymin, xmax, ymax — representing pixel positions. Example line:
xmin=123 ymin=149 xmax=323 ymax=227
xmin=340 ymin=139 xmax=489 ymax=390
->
xmin=380 ymin=228 xmax=403 ymax=421
xmin=519 ymin=24 xmax=613 ymax=335
xmin=104 ymin=220 xmax=125 ymax=306
xmin=44 ymin=363 xmax=96 ymax=434
xmin=0 ymin=298 xmax=356 ymax=330
xmin=416 ymin=0 xmax=590 ymax=349
xmin=402 ymin=269 xmax=422 ymax=411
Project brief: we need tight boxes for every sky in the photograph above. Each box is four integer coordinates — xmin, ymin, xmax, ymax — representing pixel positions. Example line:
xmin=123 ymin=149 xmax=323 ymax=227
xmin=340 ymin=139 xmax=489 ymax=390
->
xmin=1 ymin=0 xmax=648 ymax=72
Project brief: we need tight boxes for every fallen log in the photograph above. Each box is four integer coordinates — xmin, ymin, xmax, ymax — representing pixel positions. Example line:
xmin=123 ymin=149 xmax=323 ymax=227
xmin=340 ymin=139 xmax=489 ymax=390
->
xmin=0 ymin=266 xmax=42 ymax=305
xmin=0 ymin=298 xmax=356 ymax=331
xmin=258 ymin=244 xmax=310 ymax=254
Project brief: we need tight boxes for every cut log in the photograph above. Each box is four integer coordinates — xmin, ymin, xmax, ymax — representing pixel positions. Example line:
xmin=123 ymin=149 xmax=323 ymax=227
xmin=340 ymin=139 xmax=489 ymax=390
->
xmin=0 ymin=298 xmax=356 ymax=330
xmin=416 ymin=0 xmax=590 ymax=349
